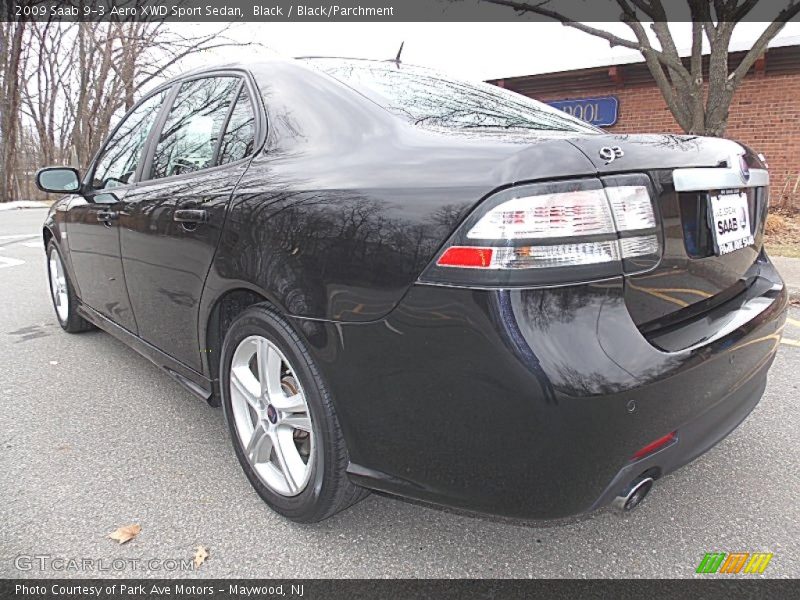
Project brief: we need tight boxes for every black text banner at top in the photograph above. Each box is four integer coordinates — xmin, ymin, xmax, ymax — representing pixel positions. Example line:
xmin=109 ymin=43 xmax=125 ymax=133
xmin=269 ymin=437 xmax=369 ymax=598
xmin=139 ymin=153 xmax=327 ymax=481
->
xmin=4 ymin=0 xmax=800 ymax=22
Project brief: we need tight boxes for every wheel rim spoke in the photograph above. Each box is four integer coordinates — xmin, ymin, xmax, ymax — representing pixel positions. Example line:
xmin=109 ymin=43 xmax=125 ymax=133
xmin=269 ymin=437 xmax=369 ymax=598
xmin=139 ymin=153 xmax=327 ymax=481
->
xmin=49 ymin=259 xmax=58 ymax=289
xmin=231 ymin=366 xmax=262 ymax=413
xmin=245 ymin=424 xmax=272 ymax=464
xmin=272 ymin=392 xmax=305 ymax=413
xmin=280 ymin=414 xmax=312 ymax=433
xmin=258 ymin=339 xmax=283 ymax=399
xmin=271 ymin=429 xmax=302 ymax=494
xmin=49 ymin=252 xmax=68 ymax=321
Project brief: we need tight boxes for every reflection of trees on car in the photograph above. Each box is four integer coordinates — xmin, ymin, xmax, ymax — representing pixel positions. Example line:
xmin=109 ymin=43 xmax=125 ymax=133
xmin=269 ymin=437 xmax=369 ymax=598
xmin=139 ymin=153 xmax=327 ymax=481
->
xmin=152 ymin=77 xmax=240 ymax=178
xmin=219 ymin=89 xmax=256 ymax=164
xmin=93 ymin=91 xmax=168 ymax=190
xmin=322 ymin=61 xmax=599 ymax=133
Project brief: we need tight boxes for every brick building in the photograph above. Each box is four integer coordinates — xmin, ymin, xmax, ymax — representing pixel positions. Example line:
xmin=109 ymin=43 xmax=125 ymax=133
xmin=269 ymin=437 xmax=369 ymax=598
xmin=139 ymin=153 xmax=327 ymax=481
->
xmin=488 ymin=40 xmax=800 ymax=211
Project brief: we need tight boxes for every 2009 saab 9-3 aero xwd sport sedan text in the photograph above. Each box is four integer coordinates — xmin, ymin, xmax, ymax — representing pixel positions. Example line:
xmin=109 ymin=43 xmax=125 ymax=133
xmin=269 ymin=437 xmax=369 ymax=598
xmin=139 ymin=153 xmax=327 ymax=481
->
xmin=37 ymin=58 xmax=788 ymax=522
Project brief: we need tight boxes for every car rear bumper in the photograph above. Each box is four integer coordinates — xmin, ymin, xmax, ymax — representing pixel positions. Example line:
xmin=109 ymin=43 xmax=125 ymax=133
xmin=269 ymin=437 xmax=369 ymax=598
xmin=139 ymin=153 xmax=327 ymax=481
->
xmin=589 ymin=361 xmax=768 ymax=512
xmin=298 ymin=257 xmax=788 ymax=519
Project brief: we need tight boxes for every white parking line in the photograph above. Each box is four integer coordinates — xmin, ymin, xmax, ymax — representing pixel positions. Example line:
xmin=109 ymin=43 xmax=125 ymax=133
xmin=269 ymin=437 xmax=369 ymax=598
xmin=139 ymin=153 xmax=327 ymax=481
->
xmin=0 ymin=256 xmax=25 ymax=269
xmin=0 ymin=235 xmax=35 ymax=269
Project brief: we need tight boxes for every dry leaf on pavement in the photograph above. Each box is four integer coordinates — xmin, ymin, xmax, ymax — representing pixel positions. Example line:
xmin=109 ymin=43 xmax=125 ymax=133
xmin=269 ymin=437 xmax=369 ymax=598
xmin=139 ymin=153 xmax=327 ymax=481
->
xmin=194 ymin=545 xmax=209 ymax=568
xmin=107 ymin=524 xmax=141 ymax=544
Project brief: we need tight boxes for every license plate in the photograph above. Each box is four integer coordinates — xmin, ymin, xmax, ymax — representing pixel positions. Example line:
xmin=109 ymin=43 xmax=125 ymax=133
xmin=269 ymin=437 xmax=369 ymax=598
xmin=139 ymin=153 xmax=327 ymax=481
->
xmin=708 ymin=191 xmax=754 ymax=255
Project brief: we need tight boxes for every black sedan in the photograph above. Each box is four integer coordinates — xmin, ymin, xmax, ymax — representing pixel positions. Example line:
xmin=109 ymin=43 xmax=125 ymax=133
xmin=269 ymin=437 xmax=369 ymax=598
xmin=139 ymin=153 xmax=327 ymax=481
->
xmin=37 ymin=57 xmax=788 ymax=522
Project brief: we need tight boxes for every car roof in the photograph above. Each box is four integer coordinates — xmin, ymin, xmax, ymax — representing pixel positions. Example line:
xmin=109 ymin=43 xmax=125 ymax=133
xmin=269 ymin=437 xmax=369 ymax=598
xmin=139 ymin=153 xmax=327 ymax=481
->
xmin=165 ymin=56 xmax=293 ymax=80
xmin=164 ymin=55 xmax=423 ymax=84
xmin=145 ymin=56 xmax=314 ymax=97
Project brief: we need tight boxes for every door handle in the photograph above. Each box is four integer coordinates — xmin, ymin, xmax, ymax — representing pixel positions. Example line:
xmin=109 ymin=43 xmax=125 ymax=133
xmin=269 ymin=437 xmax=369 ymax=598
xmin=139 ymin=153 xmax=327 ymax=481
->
xmin=96 ymin=210 xmax=118 ymax=222
xmin=173 ymin=209 xmax=208 ymax=224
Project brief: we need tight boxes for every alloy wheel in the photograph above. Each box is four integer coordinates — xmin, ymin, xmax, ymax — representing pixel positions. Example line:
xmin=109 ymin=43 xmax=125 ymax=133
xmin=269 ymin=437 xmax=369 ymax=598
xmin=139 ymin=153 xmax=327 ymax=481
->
xmin=229 ymin=335 xmax=314 ymax=497
xmin=48 ymin=248 xmax=69 ymax=323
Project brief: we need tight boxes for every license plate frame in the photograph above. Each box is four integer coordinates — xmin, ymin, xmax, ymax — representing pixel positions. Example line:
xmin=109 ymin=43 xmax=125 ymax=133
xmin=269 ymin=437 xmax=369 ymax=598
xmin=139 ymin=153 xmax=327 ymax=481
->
xmin=707 ymin=190 xmax=754 ymax=256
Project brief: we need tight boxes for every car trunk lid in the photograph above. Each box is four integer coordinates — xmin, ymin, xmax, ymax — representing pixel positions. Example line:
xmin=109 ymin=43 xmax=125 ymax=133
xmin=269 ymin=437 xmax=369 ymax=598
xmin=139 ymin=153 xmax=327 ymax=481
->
xmin=567 ymin=134 xmax=770 ymax=334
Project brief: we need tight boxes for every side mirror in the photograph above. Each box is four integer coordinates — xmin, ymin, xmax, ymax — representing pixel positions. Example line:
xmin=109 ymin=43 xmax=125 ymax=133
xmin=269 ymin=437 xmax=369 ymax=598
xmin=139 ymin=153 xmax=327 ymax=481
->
xmin=35 ymin=167 xmax=81 ymax=194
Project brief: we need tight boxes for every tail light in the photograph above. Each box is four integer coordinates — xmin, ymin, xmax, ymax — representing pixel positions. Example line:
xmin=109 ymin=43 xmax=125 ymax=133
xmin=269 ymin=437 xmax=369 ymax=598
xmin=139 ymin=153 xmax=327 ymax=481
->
xmin=420 ymin=175 xmax=661 ymax=287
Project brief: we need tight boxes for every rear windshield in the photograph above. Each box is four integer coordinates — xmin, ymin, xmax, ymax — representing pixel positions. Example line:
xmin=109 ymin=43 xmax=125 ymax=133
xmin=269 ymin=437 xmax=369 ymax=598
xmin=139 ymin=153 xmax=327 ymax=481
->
xmin=304 ymin=58 xmax=599 ymax=134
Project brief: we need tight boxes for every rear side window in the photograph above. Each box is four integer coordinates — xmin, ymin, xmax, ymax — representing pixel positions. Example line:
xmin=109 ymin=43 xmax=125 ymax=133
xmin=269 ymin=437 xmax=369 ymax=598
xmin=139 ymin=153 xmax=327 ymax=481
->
xmin=218 ymin=88 xmax=256 ymax=165
xmin=150 ymin=77 xmax=240 ymax=179
xmin=92 ymin=90 xmax=167 ymax=190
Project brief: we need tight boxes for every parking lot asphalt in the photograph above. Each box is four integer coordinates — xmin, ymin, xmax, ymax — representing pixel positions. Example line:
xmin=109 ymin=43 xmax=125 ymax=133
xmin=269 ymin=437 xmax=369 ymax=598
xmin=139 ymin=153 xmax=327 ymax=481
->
xmin=2 ymin=207 xmax=799 ymax=579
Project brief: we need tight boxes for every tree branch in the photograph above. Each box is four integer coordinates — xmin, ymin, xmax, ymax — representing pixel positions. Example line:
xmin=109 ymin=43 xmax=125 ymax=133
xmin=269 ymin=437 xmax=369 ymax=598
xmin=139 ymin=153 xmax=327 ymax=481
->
xmin=482 ymin=0 xmax=686 ymax=71
xmin=729 ymin=2 xmax=800 ymax=86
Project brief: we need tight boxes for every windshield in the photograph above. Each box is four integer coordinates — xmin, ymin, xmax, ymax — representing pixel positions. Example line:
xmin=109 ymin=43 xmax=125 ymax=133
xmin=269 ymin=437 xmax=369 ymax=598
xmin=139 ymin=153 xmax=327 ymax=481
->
xmin=304 ymin=58 xmax=599 ymax=134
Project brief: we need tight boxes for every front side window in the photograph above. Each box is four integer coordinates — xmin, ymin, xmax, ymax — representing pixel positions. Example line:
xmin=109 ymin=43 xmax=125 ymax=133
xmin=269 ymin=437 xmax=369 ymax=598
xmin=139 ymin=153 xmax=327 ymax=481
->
xmin=92 ymin=90 xmax=167 ymax=190
xmin=150 ymin=77 xmax=241 ymax=179
xmin=218 ymin=88 xmax=256 ymax=165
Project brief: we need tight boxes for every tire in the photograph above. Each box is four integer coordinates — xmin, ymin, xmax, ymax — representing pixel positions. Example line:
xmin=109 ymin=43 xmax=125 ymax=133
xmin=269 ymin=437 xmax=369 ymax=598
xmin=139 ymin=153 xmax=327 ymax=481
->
xmin=220 ymin=304 xmax=368 ymax=522
xmin=46 ymin=241 xmax=93 ymax=333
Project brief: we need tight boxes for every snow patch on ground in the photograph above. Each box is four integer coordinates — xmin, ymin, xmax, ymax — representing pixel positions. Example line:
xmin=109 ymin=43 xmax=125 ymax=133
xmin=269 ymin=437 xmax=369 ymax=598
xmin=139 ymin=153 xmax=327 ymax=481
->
xmin=0 ymin=201 xmax=51 ymax=211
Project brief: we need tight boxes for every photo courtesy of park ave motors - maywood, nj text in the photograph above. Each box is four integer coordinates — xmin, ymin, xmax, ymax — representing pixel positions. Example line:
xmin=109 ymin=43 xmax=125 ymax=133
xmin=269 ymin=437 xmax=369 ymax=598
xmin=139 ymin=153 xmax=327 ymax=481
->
xmin=2 ymin=0 xmax=800 ymax=595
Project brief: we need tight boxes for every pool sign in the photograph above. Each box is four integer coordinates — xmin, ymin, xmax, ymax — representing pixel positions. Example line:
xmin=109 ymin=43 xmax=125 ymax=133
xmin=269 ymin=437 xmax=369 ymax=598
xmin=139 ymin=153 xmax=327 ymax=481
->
xmin=548 ymin=96 xmax=619 ymax=127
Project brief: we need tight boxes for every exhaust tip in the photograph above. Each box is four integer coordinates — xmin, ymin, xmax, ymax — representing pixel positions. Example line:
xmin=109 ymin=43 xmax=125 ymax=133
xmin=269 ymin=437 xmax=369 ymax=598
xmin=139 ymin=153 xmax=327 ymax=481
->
xmin=612 ymin=476 xmax=654 ymax=512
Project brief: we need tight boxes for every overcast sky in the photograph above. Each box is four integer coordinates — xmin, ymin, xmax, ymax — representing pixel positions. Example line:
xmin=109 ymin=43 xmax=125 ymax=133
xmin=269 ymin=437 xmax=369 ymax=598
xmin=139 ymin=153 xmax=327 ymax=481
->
xmin=181 ymin=21 xmax=800 ymax=81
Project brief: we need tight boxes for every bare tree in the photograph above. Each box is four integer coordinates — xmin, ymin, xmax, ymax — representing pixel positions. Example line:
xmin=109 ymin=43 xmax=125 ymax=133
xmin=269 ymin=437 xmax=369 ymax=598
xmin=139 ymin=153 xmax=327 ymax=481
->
xmin=3 ymin=18 xmax=256 ymax=202
xmin=482 ymin=0 xmax=800 ymax=136
xmin=21 ymin=22 xmax=74 ymax=167
xmin=0 ymin=13 xmax=29 ymax=202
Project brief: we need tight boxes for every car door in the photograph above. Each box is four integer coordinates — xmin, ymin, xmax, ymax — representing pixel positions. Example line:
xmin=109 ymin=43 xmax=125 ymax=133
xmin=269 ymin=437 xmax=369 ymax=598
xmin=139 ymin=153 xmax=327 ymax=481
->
xmin=65 ymin=89 xmax=169 ymax=333
xmin=119 ymin=74 xmax=259 ymax=371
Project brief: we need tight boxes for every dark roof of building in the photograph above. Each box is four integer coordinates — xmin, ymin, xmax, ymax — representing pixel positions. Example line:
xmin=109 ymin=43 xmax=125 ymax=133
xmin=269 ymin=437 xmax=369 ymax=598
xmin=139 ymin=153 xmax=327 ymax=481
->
xmin=487 ymin=42 xmax=800 ymax=95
